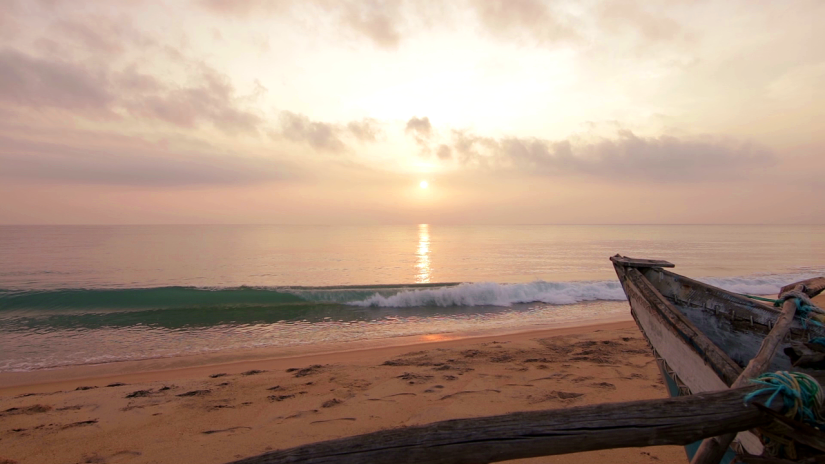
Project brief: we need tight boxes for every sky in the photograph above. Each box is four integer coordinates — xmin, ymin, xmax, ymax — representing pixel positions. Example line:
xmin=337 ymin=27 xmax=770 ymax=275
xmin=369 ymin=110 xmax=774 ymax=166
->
xmin=0 ymin=0 xmax=822 ymax=224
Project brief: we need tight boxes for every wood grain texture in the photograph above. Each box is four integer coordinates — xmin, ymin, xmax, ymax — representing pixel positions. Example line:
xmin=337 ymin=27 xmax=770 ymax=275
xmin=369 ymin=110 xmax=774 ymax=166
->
xmin=781 ymin=277 xmax=825 ymax=299
xmin=226 ymin=386 xmax=771 ymax=464
xmin=690 ymin=286 xmax=802 ymax=464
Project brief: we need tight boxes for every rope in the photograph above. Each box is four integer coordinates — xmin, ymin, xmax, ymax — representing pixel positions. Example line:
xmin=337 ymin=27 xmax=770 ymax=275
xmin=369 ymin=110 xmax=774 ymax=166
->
xmin=779 ymin=290 xmax=825 ymax=328
xmin=741 ymin=294 xmax=782 ymax=307
xmin=740 ymin=291 xmax=825 ymax=328
xmin=744 ymin=371 xmax=825 ymax=459
xmin=744 ymin=371 xmax=824 ymax=426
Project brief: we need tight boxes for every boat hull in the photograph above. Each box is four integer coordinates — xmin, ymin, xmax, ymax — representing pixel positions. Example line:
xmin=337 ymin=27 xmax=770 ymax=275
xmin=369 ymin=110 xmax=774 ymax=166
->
xmin=615 ymin=263 xmax=764 ymax=457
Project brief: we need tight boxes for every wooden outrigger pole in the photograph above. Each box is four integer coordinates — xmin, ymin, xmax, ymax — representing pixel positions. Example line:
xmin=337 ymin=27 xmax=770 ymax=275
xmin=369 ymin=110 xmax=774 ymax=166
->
xmin=225 ymin=386 xmax=778 ymax=464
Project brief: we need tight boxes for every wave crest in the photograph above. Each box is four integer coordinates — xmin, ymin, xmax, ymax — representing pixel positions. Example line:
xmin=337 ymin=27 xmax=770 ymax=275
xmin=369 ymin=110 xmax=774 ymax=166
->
xmin=348 ymin=281 xmax=627 ymax=307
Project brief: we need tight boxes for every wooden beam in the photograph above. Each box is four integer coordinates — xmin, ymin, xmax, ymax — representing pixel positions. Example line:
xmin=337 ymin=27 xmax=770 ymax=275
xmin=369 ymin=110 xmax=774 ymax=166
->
xmin=610 ymin=255 xmax=675 ymax=268
xmin=226 ymin=386 xmax=772 ymax=464
xmin=753 ymin=404 xmax=825 ymax=453
xmin=737 ymin=453 xmax=825 ymax=464
xmin=690 ymin=285 xmax=804 ymax=464
xmin=781 ymin=277 xmax=825 ymax=299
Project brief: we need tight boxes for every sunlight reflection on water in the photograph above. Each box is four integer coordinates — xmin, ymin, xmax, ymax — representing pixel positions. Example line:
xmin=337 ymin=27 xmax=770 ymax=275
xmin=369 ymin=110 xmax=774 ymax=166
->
xmin=416 ymin=224 xmax=431 ymax=283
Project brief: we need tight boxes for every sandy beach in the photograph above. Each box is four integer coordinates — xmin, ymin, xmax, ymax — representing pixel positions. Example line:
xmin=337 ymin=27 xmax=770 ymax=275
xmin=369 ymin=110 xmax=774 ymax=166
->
xmin=2 ymin=294 xmax=823 ymax=464
xmin=0 ymin=319 xmax=690 ymax=464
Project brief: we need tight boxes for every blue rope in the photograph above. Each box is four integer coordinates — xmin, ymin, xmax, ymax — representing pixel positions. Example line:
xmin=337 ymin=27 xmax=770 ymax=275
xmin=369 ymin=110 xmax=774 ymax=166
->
xmin=795 ymin=298 xmax=824 ymax=329
xmin=809 ymin=338 xmax=825 ymax=348
xmin=744 ymin=371 xmax=824 ymax=428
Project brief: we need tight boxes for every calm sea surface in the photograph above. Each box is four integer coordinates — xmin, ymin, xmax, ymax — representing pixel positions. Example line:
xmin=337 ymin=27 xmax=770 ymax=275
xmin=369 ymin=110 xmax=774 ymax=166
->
xmin=2 ymin=225 xmax=824 ymax=371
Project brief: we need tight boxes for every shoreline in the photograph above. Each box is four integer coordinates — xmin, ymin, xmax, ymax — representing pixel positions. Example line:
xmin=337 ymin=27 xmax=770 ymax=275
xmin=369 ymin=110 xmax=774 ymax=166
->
xmin=0 ymin=317 xmax=688 ymax=464
xmin=0 ymin=314 xmax=632 ymax=394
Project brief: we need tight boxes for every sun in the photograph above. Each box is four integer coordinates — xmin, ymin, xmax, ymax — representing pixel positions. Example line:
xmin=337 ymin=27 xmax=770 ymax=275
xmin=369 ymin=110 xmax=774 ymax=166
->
xmin=419 ymin=180 xmax=429 ymax=189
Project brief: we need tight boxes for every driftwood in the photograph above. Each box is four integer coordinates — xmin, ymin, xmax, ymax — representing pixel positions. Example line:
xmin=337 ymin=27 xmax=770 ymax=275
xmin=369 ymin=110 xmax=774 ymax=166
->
xmin=691 ymin=285 xmax=804 ymax=464
xmin=226 ymin=386 xmax=773 ymax=464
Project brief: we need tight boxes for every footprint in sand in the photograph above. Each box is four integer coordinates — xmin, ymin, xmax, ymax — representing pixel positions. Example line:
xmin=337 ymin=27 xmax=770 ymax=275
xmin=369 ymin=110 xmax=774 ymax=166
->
xmin=61 ymin=419 xmax=98 ymax=429
xmin=1 ymin=405 xmax=52 ymax=416
xmin=176 ymin=390 xmax=211 ymax=397
xmin=590 ymin=382 xmax=616 ymax=389
xmin=202 ymin=426 xmax=251 ymax=435
xmin=439 ymin=390 xmax=500 ymax=400
xmin=56 ymin=405 xmax=85 ymax=411
xmin=310 ymin=418 xmax=355 ymax=425
xmin=321 ymin=398 xmax=342 ymax=408
xmin=125 ymin=390 xmax=153 ymax=398
xmin=284 ymin=409 xmax=319 ymax=420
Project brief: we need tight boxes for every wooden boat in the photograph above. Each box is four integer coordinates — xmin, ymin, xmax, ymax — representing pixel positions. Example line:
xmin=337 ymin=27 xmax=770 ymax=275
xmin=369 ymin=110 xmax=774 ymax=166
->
xmin=611 ymin=254 xmax=825 ymax=462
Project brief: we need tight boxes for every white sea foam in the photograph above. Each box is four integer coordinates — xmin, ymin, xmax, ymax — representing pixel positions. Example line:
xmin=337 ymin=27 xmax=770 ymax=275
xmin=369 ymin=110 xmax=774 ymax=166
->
xmin=348 ymin=280 xmax=627 ymax=307
xmin=701 ymin=273 xmax=822 ymax=296
xmin=348 ymin=271 xmax=825 ymax=308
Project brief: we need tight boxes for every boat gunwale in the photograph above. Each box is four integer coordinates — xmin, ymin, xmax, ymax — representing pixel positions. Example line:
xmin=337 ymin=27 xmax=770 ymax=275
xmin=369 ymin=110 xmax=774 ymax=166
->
xmin=616 ymin=264 xmax=743 ymax=387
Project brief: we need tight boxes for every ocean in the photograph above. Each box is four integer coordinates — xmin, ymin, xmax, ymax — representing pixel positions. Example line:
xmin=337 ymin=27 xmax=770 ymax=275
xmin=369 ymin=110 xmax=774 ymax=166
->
xmin=1 ymin=224 xmax=824 ymax=372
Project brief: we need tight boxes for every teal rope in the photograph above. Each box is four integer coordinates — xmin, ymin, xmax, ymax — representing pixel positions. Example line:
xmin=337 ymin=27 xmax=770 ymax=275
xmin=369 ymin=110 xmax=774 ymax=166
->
xmin=810 ymin=338 xmax=825 ymax=348
xmin=794 ymin=298 xmax=824 ymax=329
xmin=741 ymin=294 xmax=782 ymax=307
xmin=743 ymin=371 xmax=824 ymax=428
xmin=739 ymin=293 xmax=823 ymax=328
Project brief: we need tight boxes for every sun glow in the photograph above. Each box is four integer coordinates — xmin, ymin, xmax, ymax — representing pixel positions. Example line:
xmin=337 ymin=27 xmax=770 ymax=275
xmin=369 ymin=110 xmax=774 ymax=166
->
xmin=419 ymin=180 xmax=429 ymax=189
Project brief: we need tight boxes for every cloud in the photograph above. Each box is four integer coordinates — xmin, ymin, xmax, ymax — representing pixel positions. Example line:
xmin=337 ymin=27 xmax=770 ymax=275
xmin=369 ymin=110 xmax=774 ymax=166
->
xmin=0 ymin=0 xmax=21 ymax=40
xmin=278 ymin=111 xmax=347 ymax=152
xmin=0 ymin=131 xmax=296 ymax=187
xmin=122 ymin=66 xmax=263 ymax=134
xmin=199 ymin=0 xmax=403 ymax=48
xmin=436 ymin=144 xmax=452 ymax=160
xmin=597 ymin=0 xmax=683 ymax=43
xmin=469 ymin=0 xmax=579 ymax=45
xmin=342 ymin=2 xmax=402 ymax=49
xmin=405 ymin=115 xmax=432 ymax=155
xmin=198 ymin=0 xmax=290 ymax=17
xmin=347 ymin=118 xmax=382 ymax=142
xmin=450 ymin=129 xmax=775 ymax=181
xmin=0 ymin=47 xmax=263 ymax=133
xmin=277 ymin=112 xmax=385 ymax=151
xmin=0 ymin=48 xmax=113 ymax=115
xmin=405 ymin=116 xmax=431 ymax=136
xmin=51 ymin=19 xmax=125 ymax=56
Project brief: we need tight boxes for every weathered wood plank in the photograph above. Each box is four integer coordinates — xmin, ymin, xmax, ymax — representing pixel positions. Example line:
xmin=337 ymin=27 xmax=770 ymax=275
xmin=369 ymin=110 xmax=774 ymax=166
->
xmin=226 ymin=386 xmax=771 ymax=464
xmin=786 ymin=341 xmax=825 ymax=369
xmin=623 ymin=267 xmax=743 ymax=387
xmin=691 ymin=285 xmax=802 ymax=464
xmin=781 ymin=277 xmax=825 ymax=299
xmin=737 ymin=454 xmax=825 ymax=464
xmin=610 ymin=255 xmax=675 ymax=268
xmin=753 ymin=404 xmax=825 ymax=453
